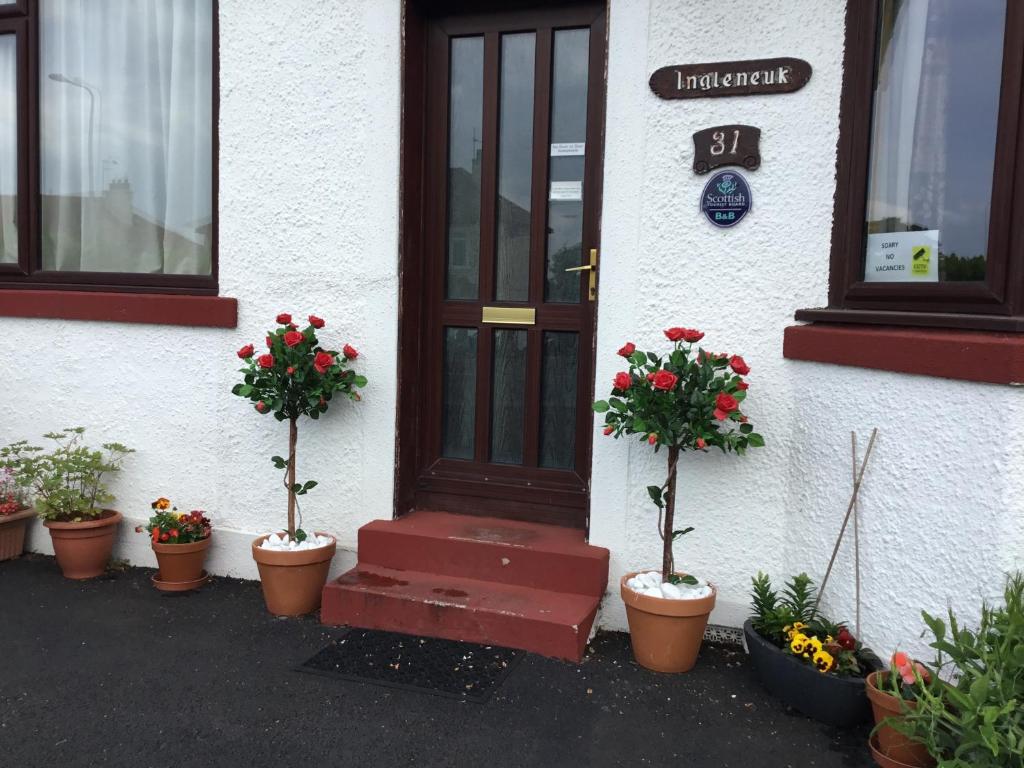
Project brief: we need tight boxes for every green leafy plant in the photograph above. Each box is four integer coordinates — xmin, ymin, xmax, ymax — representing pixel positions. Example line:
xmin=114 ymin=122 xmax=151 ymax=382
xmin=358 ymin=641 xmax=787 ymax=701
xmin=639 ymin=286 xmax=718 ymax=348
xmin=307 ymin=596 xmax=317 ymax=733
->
xmin=594 ymin=328 xmax=764 ymax=581
xmin=136 ymin=497 xmax=212 ymax=545
xmin=749 ymin=571 xmax=866 ymax=677
xmin=889 ymin=573 xmax=1024 ymax=767
xmin=232 ymin=312 xmax=366 ymax=541
xmin=0 ymin=466 xmax=29 ymax=515
xmin=0 ymin=428 xmax=132 ymax=522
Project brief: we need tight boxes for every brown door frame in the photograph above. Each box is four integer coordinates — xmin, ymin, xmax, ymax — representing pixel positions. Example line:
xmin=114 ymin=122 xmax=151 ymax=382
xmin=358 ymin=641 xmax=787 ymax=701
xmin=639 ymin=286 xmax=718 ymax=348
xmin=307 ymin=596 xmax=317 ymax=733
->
xmin=396 ymin=0 xmax=606 ymax=531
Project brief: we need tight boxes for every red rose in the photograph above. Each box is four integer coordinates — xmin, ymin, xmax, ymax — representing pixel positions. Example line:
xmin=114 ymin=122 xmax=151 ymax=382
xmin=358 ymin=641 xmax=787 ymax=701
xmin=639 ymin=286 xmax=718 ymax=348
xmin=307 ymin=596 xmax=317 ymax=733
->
xmin=257 ymin=354 xmax=274 ymax=369
xmin=160 ymin=532 xmax=170 ymax=542
xmin=286 ymin=366 xmax=295 ymax=375
xmin=313 ymin=351 xmax=334 ymax=374
xmin=664 ymin=327 xmax=686 ymax=341
xmin=283 ymin=331 xmax=304 ymax=347
xmin=617 ymin=342 xmax=636 ymax=357
xmin=681 ymin=329 xmax=704 ymax=343
xmin=266 ymin=335 xmax=273 ymax=348
xmin=651 ymin=370 xmax=679 ymax=391
xmin=696 ymin=437 xmax=706 ymax=449
xmin=737 ymin=380 xmax=749 ymax=391
xmin=603 ymin=426 xmax=614 ymax=436
xmin=613 ymin=372 xmax=631 ymax=391
xmin=256 ymin=401 xmax=267 ymax=412
xmin=646 ymin=372 xmax=656 ymax=382
xmin=308 ymin=315 xmax=325 ymax=329
xmin=170 ymin=528 xmax=179 ymax=539
xmin=237 ymin=344 xmax=254 ymax=359
xmin=648 ymin=433 xmax=658 ymax=445
xmin=729 ymin=355 xmax=751 ymax=375
xmin=276 ymin=313 xmax=291 ymax=324
xmin=713 ymin=392 xmax=739 ymax=420
xmin=343 ymin=344 xmax=359 ymax=360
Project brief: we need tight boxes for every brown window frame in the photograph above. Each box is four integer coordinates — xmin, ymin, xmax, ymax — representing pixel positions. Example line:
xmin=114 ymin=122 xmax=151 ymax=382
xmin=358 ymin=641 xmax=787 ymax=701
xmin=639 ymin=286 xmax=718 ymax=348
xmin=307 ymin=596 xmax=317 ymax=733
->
xmin=796 ymin=0 xmax=1024 ymax=332
xmin=0 ymin=0 xmax=219 ymax=297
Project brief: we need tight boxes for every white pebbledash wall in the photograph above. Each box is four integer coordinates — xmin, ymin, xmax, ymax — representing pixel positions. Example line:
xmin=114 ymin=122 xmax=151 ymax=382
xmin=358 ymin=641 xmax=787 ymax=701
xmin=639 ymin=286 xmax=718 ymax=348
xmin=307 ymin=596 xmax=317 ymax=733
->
xmin=4 ymin=0 xmax=1022 ymax=661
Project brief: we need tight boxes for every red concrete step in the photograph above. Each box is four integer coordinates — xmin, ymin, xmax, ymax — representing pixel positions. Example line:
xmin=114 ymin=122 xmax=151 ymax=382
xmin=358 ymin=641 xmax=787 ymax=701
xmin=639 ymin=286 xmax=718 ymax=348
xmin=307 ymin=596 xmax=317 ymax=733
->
xmin=356 ymin=511 xmax=609 ymax=597
xmin=321 ymin=564 xmax=601 ymax=662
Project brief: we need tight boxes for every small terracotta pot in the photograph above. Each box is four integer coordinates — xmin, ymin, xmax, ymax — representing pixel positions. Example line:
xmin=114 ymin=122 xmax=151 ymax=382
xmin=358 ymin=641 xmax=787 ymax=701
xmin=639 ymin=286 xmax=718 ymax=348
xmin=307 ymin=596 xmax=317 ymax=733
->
xmin=0 ymin=507 xmax=36 ymax=561
xmin=866 ymin=671 xmax=935 ymax=767
xmin=869 ymin=733 xmax=934 ymax=768
xmin=44 ymin=510 xmax=122 ymax=579
xmin=152 ymin=536 xmax=211 ymax=590
xmin=620 ymin=571 xmax=717 ymax=673
xmin=251 ymin=532 xmax=336 ymax=616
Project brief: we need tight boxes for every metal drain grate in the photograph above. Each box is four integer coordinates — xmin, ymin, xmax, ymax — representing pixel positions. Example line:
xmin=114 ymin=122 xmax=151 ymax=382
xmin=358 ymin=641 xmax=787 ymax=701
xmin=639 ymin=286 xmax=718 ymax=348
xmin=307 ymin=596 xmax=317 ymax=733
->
xmin=297 ymin=628 xmax=523 ymax=703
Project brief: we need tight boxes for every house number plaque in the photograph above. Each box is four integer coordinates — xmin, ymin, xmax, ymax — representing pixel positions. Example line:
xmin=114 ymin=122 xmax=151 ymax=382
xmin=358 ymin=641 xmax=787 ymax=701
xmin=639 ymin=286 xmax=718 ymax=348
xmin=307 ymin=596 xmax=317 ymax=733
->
xmin=693 ymin=125 xmax=761 ymax=174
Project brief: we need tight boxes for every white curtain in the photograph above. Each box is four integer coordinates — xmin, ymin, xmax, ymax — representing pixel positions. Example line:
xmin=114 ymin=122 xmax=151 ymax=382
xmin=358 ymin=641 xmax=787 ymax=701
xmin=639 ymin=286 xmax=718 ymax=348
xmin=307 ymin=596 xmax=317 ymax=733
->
xmin=40 ymin=0 xmax=212 ymax=274
xmin=0 ymin=35 xmax=16 ymax=264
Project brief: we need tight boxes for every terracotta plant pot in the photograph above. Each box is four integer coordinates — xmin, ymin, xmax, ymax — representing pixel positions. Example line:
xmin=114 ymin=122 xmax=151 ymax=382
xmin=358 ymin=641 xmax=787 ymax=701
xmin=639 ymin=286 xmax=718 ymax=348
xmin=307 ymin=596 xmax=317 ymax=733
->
xmin=869 ymin=733 xmax=934 ymax=768
xmin=744 ymin=620 xmax=881 ymax=727
xmin=44 ymin=510 xmax=122 ymax=579
xmin=866 ymin=671 xmax=935 ymax=767
xmin=152 ymin=536 xmax=212 ymax=591
xmin=620 ymin=571 xmax=717 ymax=673
xmin=0 ymin=507 xmax=36 ymax=561
xmin=251 ymin=532 xmax=336 ymax=616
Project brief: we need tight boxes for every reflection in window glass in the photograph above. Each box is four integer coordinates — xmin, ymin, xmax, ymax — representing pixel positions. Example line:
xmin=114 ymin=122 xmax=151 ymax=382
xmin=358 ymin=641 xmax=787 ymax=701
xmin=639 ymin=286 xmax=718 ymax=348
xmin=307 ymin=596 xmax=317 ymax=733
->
xmin=545 ymin=28 xmax=589 ymax=303
xmin=490 ymin=329 xmax=527 ymax=464
xmin=0 ymin=35 xmax=17 ymax=264
xmin=864 ymin=0 xmax=1005 ymax=283
xmin=539 ymin=332 xmax=578 ymax=469
xmin=40 ymin=0 xmax=213 ymax=275
xmin=442 ymin=327 xmax=478 ymax=460
xmin=495 ymin=33 xmax=535 ymax=303
xmin=446 ymin=36 xmax=484 ymax=300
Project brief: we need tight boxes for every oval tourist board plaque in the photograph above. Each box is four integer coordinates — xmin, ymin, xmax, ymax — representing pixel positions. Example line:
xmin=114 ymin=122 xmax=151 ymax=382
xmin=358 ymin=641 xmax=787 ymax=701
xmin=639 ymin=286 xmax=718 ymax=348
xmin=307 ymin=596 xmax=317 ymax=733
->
xmin=650 ymin=57 xmax=812 ymax=100
xmin=700 ymin=171 xmax=752 ymax=228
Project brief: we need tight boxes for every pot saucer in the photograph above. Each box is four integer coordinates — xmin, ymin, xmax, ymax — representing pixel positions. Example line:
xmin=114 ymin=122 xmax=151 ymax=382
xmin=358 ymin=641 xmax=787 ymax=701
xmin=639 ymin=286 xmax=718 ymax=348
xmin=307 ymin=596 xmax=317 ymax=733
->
xmin=152 ymin=570 xmax=210 ymax=593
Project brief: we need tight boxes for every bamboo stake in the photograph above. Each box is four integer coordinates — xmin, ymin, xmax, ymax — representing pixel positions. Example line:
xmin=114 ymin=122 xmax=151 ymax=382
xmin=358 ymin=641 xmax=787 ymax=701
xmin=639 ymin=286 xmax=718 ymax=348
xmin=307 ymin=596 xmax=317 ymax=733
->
xmin=852 ymin=432 xmax=862 ymax=637
xmin=814 ymin=427 xmax=878 ymax=616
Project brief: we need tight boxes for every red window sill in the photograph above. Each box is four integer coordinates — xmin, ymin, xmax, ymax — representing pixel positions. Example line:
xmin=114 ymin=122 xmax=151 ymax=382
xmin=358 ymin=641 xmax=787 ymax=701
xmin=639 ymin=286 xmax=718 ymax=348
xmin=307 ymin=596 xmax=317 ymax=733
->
xmin=0 ymin=290 xmax=237 ymax=328
xmin=783 ymin=324 xmax=1024 ymax=385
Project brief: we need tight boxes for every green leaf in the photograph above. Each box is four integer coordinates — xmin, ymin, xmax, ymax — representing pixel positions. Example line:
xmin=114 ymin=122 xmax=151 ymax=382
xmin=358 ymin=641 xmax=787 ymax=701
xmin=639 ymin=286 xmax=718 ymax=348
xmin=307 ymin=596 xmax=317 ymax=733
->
xmin=629 ymin=351 xmax=647 ymax=368
xmin=671 ymin=527 xmax=695 ymax=539
xmin=646 ymin=485 xmax=664 ymax=509
xmin=668 ymin=573 xmax=699 ymax=586
xmin=290 ymin=483 xmax=302 ymax=493
xmin=739 ymin=423 xmax=753 ymax=434
xmin=270 ymin=455 xmax=287 ymax=469
xmin=593 ymin=401 xmax=610 ymax=413
xmin=353 ymin=375 xmax=368 ymax=387
xmin=609 ymin=398 xmax=627 ymax=412
xmin=231 ymin=383 xmax=244 ymax=396
xmin=921 ymin=611 xmax=946 ymax=643
xmin=302 ymin=480 xmax=318 ymax=492
xmin=747 ymin=433 xmax=765 ymax=447
xmin=239 ymin=384 xmax=253 ymax=397
xmin=970 ymin=675 xmax=990 ymax=705
xmin=294 ymin=529 xmax=307 ymax=543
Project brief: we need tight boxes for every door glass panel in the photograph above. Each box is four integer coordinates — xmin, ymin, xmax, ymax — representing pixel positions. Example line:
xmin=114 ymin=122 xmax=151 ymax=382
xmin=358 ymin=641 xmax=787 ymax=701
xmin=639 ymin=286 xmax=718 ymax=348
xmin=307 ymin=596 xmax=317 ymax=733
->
xmin=0 ymin=35 xmax=17 ymax=264
xmin=490 ymin=329 xmax=527 ymax=464
xmin=442 ymin=327 xmax=478 ymax=460
xmin=446 ymin=36 xmax=484 ymax=300
xmin=544 ymin=28 xmax=589 ymax=303
xmin=495 ymin=33 xmax=535 ymax=302
xmin=863 ymin=0 xmax=1004 ymax=283
xmin=539 ymin=332 xmax=578 ymax=469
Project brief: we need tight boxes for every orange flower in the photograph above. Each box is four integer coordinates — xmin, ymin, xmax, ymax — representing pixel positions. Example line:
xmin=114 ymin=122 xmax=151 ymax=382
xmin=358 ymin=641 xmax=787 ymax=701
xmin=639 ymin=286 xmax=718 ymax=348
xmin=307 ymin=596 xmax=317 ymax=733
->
xmin=892 ymin=651 xmax=909 ymax=669
xmin=153 ymin=497 xmax=171 ymax=510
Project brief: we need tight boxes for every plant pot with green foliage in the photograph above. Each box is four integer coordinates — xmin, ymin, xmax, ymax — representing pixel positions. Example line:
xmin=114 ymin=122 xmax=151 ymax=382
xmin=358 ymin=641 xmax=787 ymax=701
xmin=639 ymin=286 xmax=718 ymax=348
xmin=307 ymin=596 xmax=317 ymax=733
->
xmin=233 ymin=312 xmax=366 ymax=617
xmin=595 ymin=327 xmax=764 ymax=673
xmin=878 ymin=573 xmax=1024 ymax=768
xmin=745 ymin=572 xmax=882 ymax=727
xmin=866 ymin=652 xmax=935 ymax=767
xmin=136 ymin=498 xmax=213 ymax=592
xmin=0 ymin=466 xmax=35 ymax=561
xmin=1 ymin=428 xmax=132 ymax=579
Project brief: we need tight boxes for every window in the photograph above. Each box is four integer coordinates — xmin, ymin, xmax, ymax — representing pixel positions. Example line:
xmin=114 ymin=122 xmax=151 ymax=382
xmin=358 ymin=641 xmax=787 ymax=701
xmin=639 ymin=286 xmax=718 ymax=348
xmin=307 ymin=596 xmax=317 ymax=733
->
xmin=798 ymin=0 xmax=1024 ymax=331
xmin=0 ymin=0 xmax=216 ymax=294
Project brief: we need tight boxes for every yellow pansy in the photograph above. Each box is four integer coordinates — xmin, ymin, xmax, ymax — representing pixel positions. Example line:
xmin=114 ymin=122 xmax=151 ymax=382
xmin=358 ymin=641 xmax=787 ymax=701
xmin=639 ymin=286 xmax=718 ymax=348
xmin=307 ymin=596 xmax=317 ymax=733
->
xmin=790 ymin=632 xmax=809 ymax=655
xmin=813 ymin=649 xmax=835 ymax=673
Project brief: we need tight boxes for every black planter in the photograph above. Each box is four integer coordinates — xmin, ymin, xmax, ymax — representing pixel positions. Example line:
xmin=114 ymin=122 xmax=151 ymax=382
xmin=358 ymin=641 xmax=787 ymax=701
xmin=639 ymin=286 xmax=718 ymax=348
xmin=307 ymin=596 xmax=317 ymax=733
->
xmin=743 ymin=619 xmax=881 ymax=728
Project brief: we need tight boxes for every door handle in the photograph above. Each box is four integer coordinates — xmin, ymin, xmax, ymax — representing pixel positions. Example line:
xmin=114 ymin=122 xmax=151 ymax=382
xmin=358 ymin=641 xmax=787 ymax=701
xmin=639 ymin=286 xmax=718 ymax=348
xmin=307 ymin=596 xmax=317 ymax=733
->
xmin=565 ymin=248 xmax=598 ymax=301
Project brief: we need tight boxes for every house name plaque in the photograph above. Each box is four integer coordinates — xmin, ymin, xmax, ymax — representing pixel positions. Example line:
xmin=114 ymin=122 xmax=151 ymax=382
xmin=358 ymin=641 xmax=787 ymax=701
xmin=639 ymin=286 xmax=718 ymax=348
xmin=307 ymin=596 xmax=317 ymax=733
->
xmin=650 ymin=57 xmax=812 ymax=100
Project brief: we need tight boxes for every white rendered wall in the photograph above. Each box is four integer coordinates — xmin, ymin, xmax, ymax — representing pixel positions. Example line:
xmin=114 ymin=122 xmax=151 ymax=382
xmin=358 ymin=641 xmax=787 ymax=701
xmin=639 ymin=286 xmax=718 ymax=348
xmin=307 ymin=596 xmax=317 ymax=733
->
xmin=5 ymin=0 xmax=1022 ymax=664
xmin=11 ymin=0 xmax=404 ymax=582
xmin=590 ymin=0 xmax=1024 ymax=660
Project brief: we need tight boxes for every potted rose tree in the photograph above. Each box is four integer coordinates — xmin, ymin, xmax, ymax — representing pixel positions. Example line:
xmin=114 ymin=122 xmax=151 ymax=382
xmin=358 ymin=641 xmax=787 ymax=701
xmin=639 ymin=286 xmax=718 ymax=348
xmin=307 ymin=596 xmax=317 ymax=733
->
xmin=233 ymin=312 xmax=366 ymax=616
xmin=0 ymin=467 xmax=34 ymax=561
xmin=0 ymin=428 xmax=132 ymax=579
xmin=594 ymin=327 xmax=763 ymax=672
xmin=137 ymin=498 xmax=213 ymax=592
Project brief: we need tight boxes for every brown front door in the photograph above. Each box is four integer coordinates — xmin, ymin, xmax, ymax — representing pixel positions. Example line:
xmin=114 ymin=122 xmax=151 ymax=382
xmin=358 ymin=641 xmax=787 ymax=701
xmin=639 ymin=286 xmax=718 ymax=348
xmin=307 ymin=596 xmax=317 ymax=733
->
xmin=399 ymin=3 xmax=606 ymax=529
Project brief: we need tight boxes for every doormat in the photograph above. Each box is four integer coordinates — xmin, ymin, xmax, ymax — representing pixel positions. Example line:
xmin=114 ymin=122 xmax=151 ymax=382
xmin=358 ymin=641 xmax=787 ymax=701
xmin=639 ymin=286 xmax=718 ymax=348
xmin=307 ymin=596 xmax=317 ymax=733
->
xmin=297 ymin=628 xmax=523 ymax=703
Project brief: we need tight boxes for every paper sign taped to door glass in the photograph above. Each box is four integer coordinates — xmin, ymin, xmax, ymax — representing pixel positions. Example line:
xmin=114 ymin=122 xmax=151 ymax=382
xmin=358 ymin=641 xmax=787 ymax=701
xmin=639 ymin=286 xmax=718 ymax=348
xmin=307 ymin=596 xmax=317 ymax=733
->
xmin=551 ymin=142 xmax=585 ymax=156
xmin=864 ymin=230 xmax=939 ymax=282
xmin=549 ymin=181 xmax=583 ymax=201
